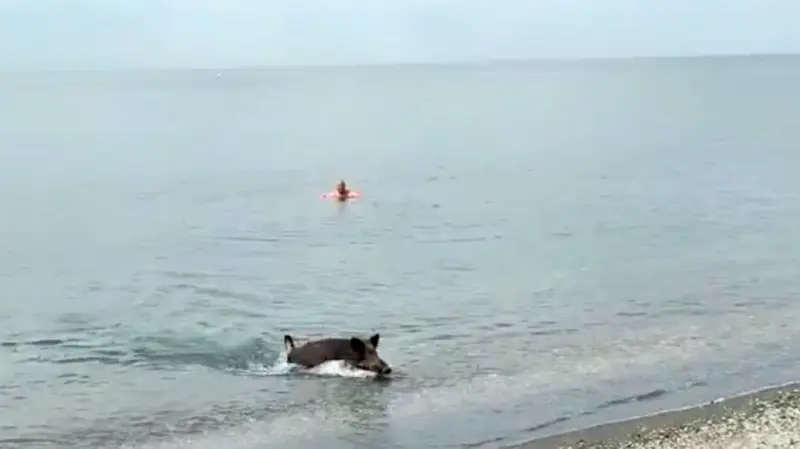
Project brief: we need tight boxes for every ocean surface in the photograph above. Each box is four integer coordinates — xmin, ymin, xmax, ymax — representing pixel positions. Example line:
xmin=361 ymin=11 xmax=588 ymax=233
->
xmin=1 ymin=55 xmax=800 ymax=449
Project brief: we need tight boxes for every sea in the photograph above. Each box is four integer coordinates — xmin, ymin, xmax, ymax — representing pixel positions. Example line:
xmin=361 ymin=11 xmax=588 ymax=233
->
xmin=2 ymin=55 xmax=800 ymax=449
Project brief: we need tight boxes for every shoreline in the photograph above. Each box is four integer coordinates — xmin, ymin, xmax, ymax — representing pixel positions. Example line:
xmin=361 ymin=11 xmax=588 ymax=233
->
xmin=508 ymin=381 xmax=800 ymax=449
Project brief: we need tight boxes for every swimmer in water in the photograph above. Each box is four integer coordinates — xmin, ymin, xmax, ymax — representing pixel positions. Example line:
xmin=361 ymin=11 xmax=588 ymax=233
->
xmin=336 ymin=180 xmax=350 ymax=198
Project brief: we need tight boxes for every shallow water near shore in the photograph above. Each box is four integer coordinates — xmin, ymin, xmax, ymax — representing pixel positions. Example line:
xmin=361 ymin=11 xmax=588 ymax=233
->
xmin=520 ymin=382 xmax=800 ymax=449
xmin=2 ymin=55 xmax=800 ymax=448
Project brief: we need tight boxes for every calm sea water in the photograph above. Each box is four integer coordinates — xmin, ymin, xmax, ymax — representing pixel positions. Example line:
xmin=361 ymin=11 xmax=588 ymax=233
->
xmin=2 ymin=56 xmax=800 ymax=449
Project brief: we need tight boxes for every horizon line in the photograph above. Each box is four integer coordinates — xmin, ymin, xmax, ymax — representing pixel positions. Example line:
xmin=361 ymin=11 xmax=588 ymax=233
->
xmin=2 ymin=51 xmax=799 ymax=75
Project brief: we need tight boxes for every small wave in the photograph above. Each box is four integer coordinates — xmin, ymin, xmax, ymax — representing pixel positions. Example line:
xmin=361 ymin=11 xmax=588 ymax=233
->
xmin=522 ymin=387 xmax=685 ymax=435
xmin=594 ymin=388 xmax=670 ymax=410
xmin=12 ymin=330 xmax=385 ymax=383
xmin=217 ymin=235 xmax=280 ymax=243
xmin=1 ymin=338 xmax=78 ymax=348
xmin=12 ymin=333 xmax=277 ymax=373
xmin=125 ymin=336 xmax=380 ymax=380
xmin=128 ymin=335 xmax=275 ymax=371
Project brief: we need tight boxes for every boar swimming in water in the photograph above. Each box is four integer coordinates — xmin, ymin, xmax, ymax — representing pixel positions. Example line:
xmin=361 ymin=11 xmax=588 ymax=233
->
xmin=283 ymin=333 xmax=392 ymax=377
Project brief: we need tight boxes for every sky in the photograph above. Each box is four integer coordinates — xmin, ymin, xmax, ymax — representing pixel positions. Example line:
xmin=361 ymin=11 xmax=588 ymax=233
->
xmin=1 ymin=0 xmax=799 ymax=70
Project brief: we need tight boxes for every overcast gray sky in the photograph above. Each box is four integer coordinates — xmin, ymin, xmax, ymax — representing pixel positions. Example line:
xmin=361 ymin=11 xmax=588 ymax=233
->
xmin=1 ymin=0 xmax=799 ymax=70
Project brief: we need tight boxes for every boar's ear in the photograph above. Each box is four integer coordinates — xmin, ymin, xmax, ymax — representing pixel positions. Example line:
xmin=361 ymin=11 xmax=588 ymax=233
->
xmin=368 ymin=333 xmax=380 ymax=348
xmin=283 ymin=335 xmax=295 ymax=353
xmin=350 ymin=337 xmax=366 ymax=354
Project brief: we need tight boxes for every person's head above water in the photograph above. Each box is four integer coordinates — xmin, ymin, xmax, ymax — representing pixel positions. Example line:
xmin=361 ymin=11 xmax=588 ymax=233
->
xmin=336 ymin=180 xmax=348 ymax=194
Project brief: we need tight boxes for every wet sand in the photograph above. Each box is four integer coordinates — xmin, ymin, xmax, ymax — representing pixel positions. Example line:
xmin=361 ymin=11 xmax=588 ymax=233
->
xmin=510 ymin=382 xmax=800 ymax=449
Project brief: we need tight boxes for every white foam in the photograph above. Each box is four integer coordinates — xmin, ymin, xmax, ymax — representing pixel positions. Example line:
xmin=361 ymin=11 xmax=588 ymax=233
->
xmin=117 ymin=359 xmax=377 ymax=449
xmin=241 ymin=355 xmax=375 ymax=379
xmin=306 ymin=360 xmax=377 ymax=378
xmin=119 ymin=408 xmax=344 ymax=449
xmin=383 ymin=305 xmax=800 ymax=422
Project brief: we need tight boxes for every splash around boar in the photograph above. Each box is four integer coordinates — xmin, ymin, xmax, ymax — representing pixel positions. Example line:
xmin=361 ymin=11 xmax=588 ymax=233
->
xmin=283 ymin=333 xmax=393 ymax=379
